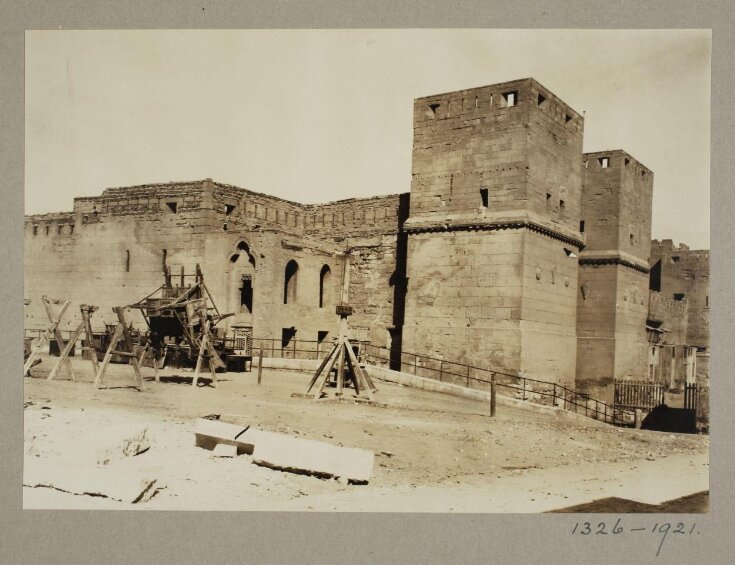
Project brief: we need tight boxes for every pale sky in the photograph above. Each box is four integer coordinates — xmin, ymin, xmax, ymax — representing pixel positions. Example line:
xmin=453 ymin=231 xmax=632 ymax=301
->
xmin=25 ymin=29 xmax=711 ymax=249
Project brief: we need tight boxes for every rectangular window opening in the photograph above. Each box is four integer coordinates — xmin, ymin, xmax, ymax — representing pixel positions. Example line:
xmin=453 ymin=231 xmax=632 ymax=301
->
xmin=125 ymin=250 xmax=130 ymax=272
xmin=225 ymin=204 xmax=236 ymax=215
xmin=598 ymin=157 xmax=610 ymax=168
xmin=503 ymin=91 xmax=518 ymax=107
xmin=537 ymin=93 xmax=546 ymax=106
xmin=166 ymin=202 xmax=178 ymax=213
xmin=625 ymin=158 xmax=630 ymax=166
xmin=565 ymin=114 xmax=573 ymax=123
xmin=579 ymin=220 xmax=585 ymax=233
xmin=480 ymin=187 xmax=489 ymax=208
xmin=559 ymin=199 xmax=566 ymax=210
xmin=281 ymin=328 xmax=297 ymax=350
xmin=674 ymin=293 xmax=685 ymax=302
xmin=240 ymin=274 xmax=253 ymax=314
xmin=32 ymin=225 xmax=38 ymax=236
xmin=671 ymin=255 xmax=680 ymax=263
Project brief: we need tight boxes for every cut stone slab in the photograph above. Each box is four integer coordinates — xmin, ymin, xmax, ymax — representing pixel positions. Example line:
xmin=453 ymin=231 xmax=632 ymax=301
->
xmin=96 ymin=425 xmax=150 ymax=466
xmin=24 ymin=461 xmax=159 ymax=503
xmin=248 ymin=430 xmax=374 ymax=483
xmin=194 ymin=418 xmax=254 ymax=454
xmin=212 ymin=443 xmax=237 ymax=457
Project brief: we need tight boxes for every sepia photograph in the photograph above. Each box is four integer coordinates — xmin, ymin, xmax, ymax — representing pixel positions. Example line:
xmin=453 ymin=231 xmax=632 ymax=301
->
xmin=22 ymin=28 xmax=710 ymax=513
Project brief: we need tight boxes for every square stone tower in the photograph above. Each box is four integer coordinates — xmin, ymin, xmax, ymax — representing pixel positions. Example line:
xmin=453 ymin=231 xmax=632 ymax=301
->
xmin=576 ymin=151 xmax=654 ymax=400
xmin=402 ymin=78 xmax=584 ymax=384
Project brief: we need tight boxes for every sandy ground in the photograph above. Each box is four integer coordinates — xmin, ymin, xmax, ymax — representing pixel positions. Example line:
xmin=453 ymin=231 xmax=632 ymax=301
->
xmin=23 ymin=354 xmax=709 ymax=512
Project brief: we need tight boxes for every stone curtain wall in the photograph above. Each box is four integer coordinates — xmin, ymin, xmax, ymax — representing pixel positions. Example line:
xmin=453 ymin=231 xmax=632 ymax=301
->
xmin=650 ymin=240 xmax=710 ymax=349
xmin=24 ymin=179 xmax=405 ymax=352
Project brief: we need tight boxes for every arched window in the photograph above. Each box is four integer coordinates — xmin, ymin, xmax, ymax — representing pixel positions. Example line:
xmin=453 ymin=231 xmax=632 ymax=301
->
xmin=284 ymin=260 xmax=299 ymax=304
xmin=319 ymin=264 xmax=332 ymax=308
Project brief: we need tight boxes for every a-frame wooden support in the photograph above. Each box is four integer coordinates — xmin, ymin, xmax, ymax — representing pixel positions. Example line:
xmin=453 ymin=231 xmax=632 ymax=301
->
xmin=47 ymin=304 xmax=99 ymax=381
xmin=94 ymin=307 xmax=144 ymax=390
xmin=192 ymin=318 xmax=219 ymax=387
xmin=306 ymin=304 xmax=377 ymax=401
xmin=23 ymin=298 xmax=71 ymax=377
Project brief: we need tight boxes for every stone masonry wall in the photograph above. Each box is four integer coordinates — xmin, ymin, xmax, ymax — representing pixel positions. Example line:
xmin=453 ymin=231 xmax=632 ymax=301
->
xmin=25 ymin=179 xmax=405 ymax=353
xmin=650 ymin=240 xmax=709 ymax=348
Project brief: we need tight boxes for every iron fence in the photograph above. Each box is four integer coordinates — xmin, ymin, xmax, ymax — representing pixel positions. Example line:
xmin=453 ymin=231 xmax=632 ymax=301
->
xmin=360 ymin=343 xmax=634 ymax=426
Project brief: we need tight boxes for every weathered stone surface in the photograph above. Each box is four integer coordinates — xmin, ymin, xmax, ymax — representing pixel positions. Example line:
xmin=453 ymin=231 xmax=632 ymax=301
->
xmin=248 ymin=430 xmax=374 ymax=483
xmin=194 ymin=418 xmax=254 ymax=454
xmin=212 ymin=443 xmax=238 ymax=457
xmin=24 ymin=462 xmax=159 ymax=503
xmin=96 ymin=425 xmax=150 ymax=466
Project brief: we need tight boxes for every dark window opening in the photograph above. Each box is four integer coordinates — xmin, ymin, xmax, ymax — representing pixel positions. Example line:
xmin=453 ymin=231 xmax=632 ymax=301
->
xmin=641 ymin=170 xmax=646 ymax=177
xmin=598 ymin=157 xmax=610 ymax=168
xmin=625 ymin=158 xmax=630 ymax=166
xmin=225 ymin=204 xmax=236 ymax=215
xmin=166 ymin=202 xmax=178 ymax=213
xmin=706 ymin=295 xmax=709 ymax=308
xmin=580 ymin=220 xmax=585 ymax=233
xmin=559 ymin=199 xmax=566 ymax=210
xmin=649 ymin=260 xmax=662 ymax=291
xmin=630 ymin=233 xmax=635 ymax=245
xmin=125 ymin=250 xmax=130 ymax=272
xmin=503 ymin=91 xmax=518 ymax=107
xmin=546 ymin=192 xmax=552 ymax=204
xmin=319 ymin=264 xmax=331 ymax=308
xmin=69 ymin=224 xmax=74 ymax=235
xmin=480 ymin=187 xmax=489 ymax=208
xmin=565 ymin=114 xmax=572 ymax=123
xmin=674 ymin=293 xmax=685 ymax=302
xmin=429 ymin=102 xmax=441 ymax=117
xmin=284 ymin=260 xmax=299 ymax=304
xmin=671 ymin=255 xmax=680 ymax=263
xmin=32 ymin=225 xmax=38 ymax=236
xmin=281 ymin=328 xmax=297 ymax=350
xmin=317 ymin=330 xmax=329 ymax=345
xmin=45 ymin=225 xmax=50 ymax=236
xmin=537 ymin=93 xmax=546 ymax=106
xmin=240 ymin=274 xmax=253 ymax=314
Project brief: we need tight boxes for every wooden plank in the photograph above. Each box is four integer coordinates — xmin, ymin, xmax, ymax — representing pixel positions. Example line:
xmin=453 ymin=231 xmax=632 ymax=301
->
xmin=80 ymin=306 xmax=100 ymax=376
xmin=47 ymin=322 xmax=84 ymax=381
xmin=94 ymin=324 xmax=124 ymax=388
xmin=42 ymin=298 xmax=74 ymax=380
xmin=306 ymin=342 xmax=338 ymax=393
xmin=312 ymin=341 xmax=341 ymax=400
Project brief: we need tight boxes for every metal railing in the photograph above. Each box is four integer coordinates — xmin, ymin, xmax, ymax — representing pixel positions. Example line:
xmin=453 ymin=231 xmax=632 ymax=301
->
xmin=25 ymin=326 xmax=633 ymax=426
xmin=248 ymin=337 xmax=370 ymax=362
xmin=360 ymin=343 xmax=634 ymax=427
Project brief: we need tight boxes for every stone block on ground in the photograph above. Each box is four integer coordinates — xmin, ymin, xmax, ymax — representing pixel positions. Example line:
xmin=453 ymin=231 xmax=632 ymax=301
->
xmin=212 ymin=443 xmax=237 ymax=457
xmin=194 ymin=418 xmax=254 ymax=454
xmin=248 ymin=430 xmax=374 ymax=483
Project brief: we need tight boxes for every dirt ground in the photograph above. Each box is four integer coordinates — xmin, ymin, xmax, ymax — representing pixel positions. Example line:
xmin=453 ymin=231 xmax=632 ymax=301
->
xmin=23 ymin=354 xmax=709 ymax=512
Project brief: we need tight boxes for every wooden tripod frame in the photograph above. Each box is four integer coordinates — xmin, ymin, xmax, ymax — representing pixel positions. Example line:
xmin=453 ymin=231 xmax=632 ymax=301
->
xmin=47 ymin=304 xmax=100 ymax=381
xmin=24 ymin=297 xmax=71 ymax=378
xmin=306 ymin=306 xmax=377 ymax=400
xmin=94 ymin=307 xmax=145 ymax=390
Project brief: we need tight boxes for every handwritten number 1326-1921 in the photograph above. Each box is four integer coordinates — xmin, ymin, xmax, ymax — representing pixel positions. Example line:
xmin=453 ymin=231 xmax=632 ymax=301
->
xmin=571 ymin=520 xmax=700 ymax=556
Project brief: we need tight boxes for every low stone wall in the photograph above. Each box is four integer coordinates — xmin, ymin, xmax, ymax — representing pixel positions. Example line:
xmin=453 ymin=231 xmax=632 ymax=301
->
xmin=364 ymin=364 xmax=610 ymax=428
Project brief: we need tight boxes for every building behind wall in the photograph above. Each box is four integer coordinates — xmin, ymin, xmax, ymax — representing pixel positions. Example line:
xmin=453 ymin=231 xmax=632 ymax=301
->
xmin=647 ymin=239 xmax=710 ymax=389
xmin=24 ymin=76 xmax=709 ymax=400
